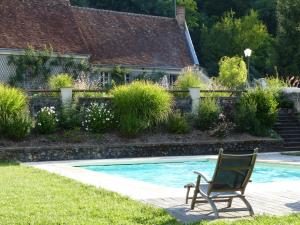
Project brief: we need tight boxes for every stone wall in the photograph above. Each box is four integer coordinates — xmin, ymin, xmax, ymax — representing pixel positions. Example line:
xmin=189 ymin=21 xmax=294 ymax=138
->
xmin=29 ymin=96 xmax=61 ymax=115
xmin=0 ymin=139 xmax=283 ymax=162
xmin=28 ymin=95 xmax=238 ymax=115
xmin=28 ymin=96 xmax=194 ymax=114
xmin=282 ymin=88 xmax=300 ymax=112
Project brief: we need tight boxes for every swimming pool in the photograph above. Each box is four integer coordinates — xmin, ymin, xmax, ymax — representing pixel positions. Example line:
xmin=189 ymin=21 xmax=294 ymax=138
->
xmin=80 ymin=159 xmax=300 ymax=188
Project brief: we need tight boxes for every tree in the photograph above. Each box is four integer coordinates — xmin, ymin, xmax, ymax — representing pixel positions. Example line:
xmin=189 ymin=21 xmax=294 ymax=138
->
xmin=218 ymin=56 xmax=247 ymax=89
xmin=277 ymin=0 xmax=300 ymax=75
xmin=196 ymin=0 xmax=251 ymax=18
xmin=199 ymin=10 xmax=275 ymax=77
xmin=252 ymin=0 xmax=277 ymax=35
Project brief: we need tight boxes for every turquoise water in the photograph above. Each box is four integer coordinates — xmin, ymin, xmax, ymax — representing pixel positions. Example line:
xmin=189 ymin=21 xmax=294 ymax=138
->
xmin=80 ymin=159 xmax=300 ymax=188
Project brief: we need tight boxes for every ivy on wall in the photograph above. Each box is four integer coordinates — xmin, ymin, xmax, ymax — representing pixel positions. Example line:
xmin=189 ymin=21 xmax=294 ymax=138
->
xmin=7 ymin=45 xmax=92 ymax=86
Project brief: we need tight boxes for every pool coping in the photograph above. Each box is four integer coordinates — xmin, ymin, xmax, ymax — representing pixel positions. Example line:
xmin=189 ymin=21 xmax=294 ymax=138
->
xmin=25 ymin=152 xmax=300 ymax=201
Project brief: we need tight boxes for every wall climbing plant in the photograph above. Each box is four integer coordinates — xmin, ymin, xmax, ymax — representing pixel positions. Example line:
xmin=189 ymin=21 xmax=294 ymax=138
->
xmin=7 ymin=45 xmax=92 ymax=87
xmin=8 ymin=45 xmax=53 ymax=85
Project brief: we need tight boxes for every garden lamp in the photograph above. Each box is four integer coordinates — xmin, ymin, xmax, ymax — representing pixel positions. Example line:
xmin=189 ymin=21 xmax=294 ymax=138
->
xmin=244 ymin=48 xmax=252 ymax=85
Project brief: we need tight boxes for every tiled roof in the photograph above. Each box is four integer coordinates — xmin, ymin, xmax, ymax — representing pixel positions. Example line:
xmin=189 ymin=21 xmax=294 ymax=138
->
xmin=72 ymin=7 xmax=194 ymax=68
xmin=0 ymin=0 xmax=88 ymax=54
xmin=0 ymin=0 xmax=195 ymax=68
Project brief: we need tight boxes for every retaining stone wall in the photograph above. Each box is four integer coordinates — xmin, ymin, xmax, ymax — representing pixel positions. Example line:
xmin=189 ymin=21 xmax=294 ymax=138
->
xmin=0 ymin=139 xmax=283 ymax=162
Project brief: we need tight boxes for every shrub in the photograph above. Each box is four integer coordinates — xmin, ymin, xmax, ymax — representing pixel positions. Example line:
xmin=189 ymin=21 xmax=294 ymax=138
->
xmin=82 ymin=102 xmax=115 ymax=133
xmin=235 ymin=88 xmax=278 ymax=136
xmin=36 ymin=107 xmax=58 ymax=134
xmin=176 ymin=69 xmax=206 ymax=91
xmin=210 ymin=113 xmax=235 ymax=138
xmin=0 ymin=84 xmax=31 ymax=139
xmin=5 ymin=113 xmax=32 ymax=140
xmin=113 ymin=81 xmax=173 ymax=136
xmin=197 ymin=98 xmax=220 ymax=130
xmin=277 ymin=92 xmax=294 ymax=109
xmin=48 ymin=73 xmax=74 ymax=89
xmin=59 ymin=106 xmax=81 ymax=130
xmin=167 ymin=111 xmax=189 ymax=134
xmin=218 ymin=56 xmax=247 ymax=89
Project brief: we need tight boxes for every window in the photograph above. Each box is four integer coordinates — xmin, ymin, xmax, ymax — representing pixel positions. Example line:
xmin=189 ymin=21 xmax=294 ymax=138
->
xmin=169 ymin=74 xmax=178 ymax=86
xmin=99 ymin=72 xmax=111 ymax=87
xmin=125 ymin=74 xmax=130 ymax=83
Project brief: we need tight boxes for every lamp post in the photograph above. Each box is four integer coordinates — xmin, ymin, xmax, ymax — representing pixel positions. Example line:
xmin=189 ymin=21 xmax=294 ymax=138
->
xmin=244 ymin=48 xmax=252 ymax=86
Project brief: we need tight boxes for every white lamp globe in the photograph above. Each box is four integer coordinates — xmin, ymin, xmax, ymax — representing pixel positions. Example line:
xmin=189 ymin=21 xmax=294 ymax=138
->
xmin=244 ymin=48 xmax=252 ymax=57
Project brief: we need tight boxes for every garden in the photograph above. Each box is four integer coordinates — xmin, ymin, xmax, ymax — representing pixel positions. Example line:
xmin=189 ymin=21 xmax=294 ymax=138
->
xmin=1 ymin=51 xmax=299 ymax=224
xmin=0 ymin=53 xmax=294 ymax=147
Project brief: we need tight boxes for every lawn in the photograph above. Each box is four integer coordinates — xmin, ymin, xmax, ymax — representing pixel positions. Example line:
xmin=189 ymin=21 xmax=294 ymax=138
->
xmin=0 ymin=162 xmax=299 ymax=225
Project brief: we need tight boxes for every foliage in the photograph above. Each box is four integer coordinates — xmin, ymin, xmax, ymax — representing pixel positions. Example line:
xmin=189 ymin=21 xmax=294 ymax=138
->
xmin=235 ymin=88 xmax=278 ymax=136
xmin=70 ymin=0 xmax=299 ymax=79
xmin=113 ymin=81 xmax=173 ymax=136
xmin=200 ymin=10 xmax=275 ymax=76
xmin=210 ymin=113 xmax=235 ymax=138
xmin=8 ymin=45 xmax=53 ymax=85
xmin=82 ymin=102 xmax=116 ymax=133
xmin=218 ymin=56 xmax=247 ymax=89
xmin=4 ymin=113 xmax=32 ymax=140
xmin=111 ymin=65 xmax=129 ymax=85
xmin=8 ymin=46 xmax=92 ymax=87
xmin=277 ymin=92 xmax=294 ymax=109
xmin=175 ymin=68 xmax=206 ymax=91
xmin=0 ymin=84 xmax=31 ymax=139
xmin=36 ymin=107 xmax=58 ymax=134
xmin=50 ymin=55 xmax=91 ymax=78
xmin=59 ymin=106 xmax=81 ymax=130
xmin=48 ymin=73 xmax=74 ymax=89
xmin=277 ymin=0 xmax=300 ymax=75
xmin=167 ymin=111 xmax=189 ymax=134
xmin=197 ymin=97 xmax=220 ymax=130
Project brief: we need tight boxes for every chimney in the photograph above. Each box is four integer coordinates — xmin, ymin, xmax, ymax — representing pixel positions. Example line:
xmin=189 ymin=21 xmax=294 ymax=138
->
xmin=176 ymin=5 xmax=186 ymax=30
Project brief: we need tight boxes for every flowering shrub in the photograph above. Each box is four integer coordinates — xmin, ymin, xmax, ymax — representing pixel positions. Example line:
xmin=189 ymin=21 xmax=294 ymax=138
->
xmin=36 ymin=107 xmax=58 ymax=134
xmin=82 ymin=102 xmax=115 ymax=133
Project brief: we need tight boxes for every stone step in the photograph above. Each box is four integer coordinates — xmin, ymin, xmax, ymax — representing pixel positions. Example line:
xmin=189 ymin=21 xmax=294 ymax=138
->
xmin=275 ymin=121 xmax=300 ymax=127
xmin=284 ymin=142 xmax=300 ymax=147
xmin=275 ymin=127 xmax=300 ymax=131
xmin=280 ymin=134 xmax=300 ymax=138
xmin=281 ymin=137 xmax=300 ymax=142
xmin=284 ymin=146 xmax=300 ymax=151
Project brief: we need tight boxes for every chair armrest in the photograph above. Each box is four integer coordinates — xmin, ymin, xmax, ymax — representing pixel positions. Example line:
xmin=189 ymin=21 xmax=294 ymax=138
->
xmin=194 ymin=171 xmax=211 ymax=183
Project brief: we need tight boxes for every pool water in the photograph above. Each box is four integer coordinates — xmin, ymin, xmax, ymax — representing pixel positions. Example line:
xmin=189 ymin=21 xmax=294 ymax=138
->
xmin=80 ymin=159 xmax=300 ymax=188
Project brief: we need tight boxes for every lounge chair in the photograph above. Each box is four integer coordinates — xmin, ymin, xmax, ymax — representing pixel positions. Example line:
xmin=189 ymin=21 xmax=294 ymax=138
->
xmin=185 ymin=148 xmax=258 ymax=218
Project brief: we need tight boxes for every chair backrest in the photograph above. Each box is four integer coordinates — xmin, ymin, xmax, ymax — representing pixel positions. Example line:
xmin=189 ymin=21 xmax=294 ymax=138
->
xmin=208 ymin=149 xmax=258 ymax=194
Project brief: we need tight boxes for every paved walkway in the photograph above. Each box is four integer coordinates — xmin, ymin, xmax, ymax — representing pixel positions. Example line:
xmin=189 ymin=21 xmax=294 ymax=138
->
xmin=26 ymin=153 xmax=300 ymax=223
xmin=142 ymin=183 xmax=300 ymax=223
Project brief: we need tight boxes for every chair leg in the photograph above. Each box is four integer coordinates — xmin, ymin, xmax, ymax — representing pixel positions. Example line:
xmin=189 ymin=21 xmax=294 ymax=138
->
xmin=206 ymin=197 xmax=219 ymax=219
xmin=227 ymin=198 xmax=233 ymax=208
xmin=191 ymin=176 xmax=201 ymax=210
xmin=191 ymin=188 xmax=198 ymax=210
xmin=239 ymin=196 xmax=254 ymax=216
xmin=185 ymin=187 xmax=191 ymax=204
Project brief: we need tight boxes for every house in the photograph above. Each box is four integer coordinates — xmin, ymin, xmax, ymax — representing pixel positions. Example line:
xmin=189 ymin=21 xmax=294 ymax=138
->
xmin=0 ymin=0 xmax=199 ymax=87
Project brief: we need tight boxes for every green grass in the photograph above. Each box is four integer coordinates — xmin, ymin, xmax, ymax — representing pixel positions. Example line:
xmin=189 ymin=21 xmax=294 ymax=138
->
xmin=0 ymin=162 xmax=300 ymax=225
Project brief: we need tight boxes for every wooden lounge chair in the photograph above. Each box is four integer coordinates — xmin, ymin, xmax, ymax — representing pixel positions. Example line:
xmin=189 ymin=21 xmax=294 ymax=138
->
xmin=185 ymin=148 xmax=258 ymax=218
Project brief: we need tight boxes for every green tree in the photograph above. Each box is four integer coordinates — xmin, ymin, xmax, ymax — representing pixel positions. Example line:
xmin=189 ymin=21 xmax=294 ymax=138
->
xmin=277 ymin=0 xmax=300 ymax=75
xmin=252 ymin=0 xmax=277 ymax=35
xmin=200 ymin=10 xmax=275 ymax=77
xmin=218 ymin=56 xmax=247 ymax=89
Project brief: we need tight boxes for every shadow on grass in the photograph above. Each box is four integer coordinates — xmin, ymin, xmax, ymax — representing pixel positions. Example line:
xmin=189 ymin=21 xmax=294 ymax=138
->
xmin=0 ymin=161 xmax=19 ymax=167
